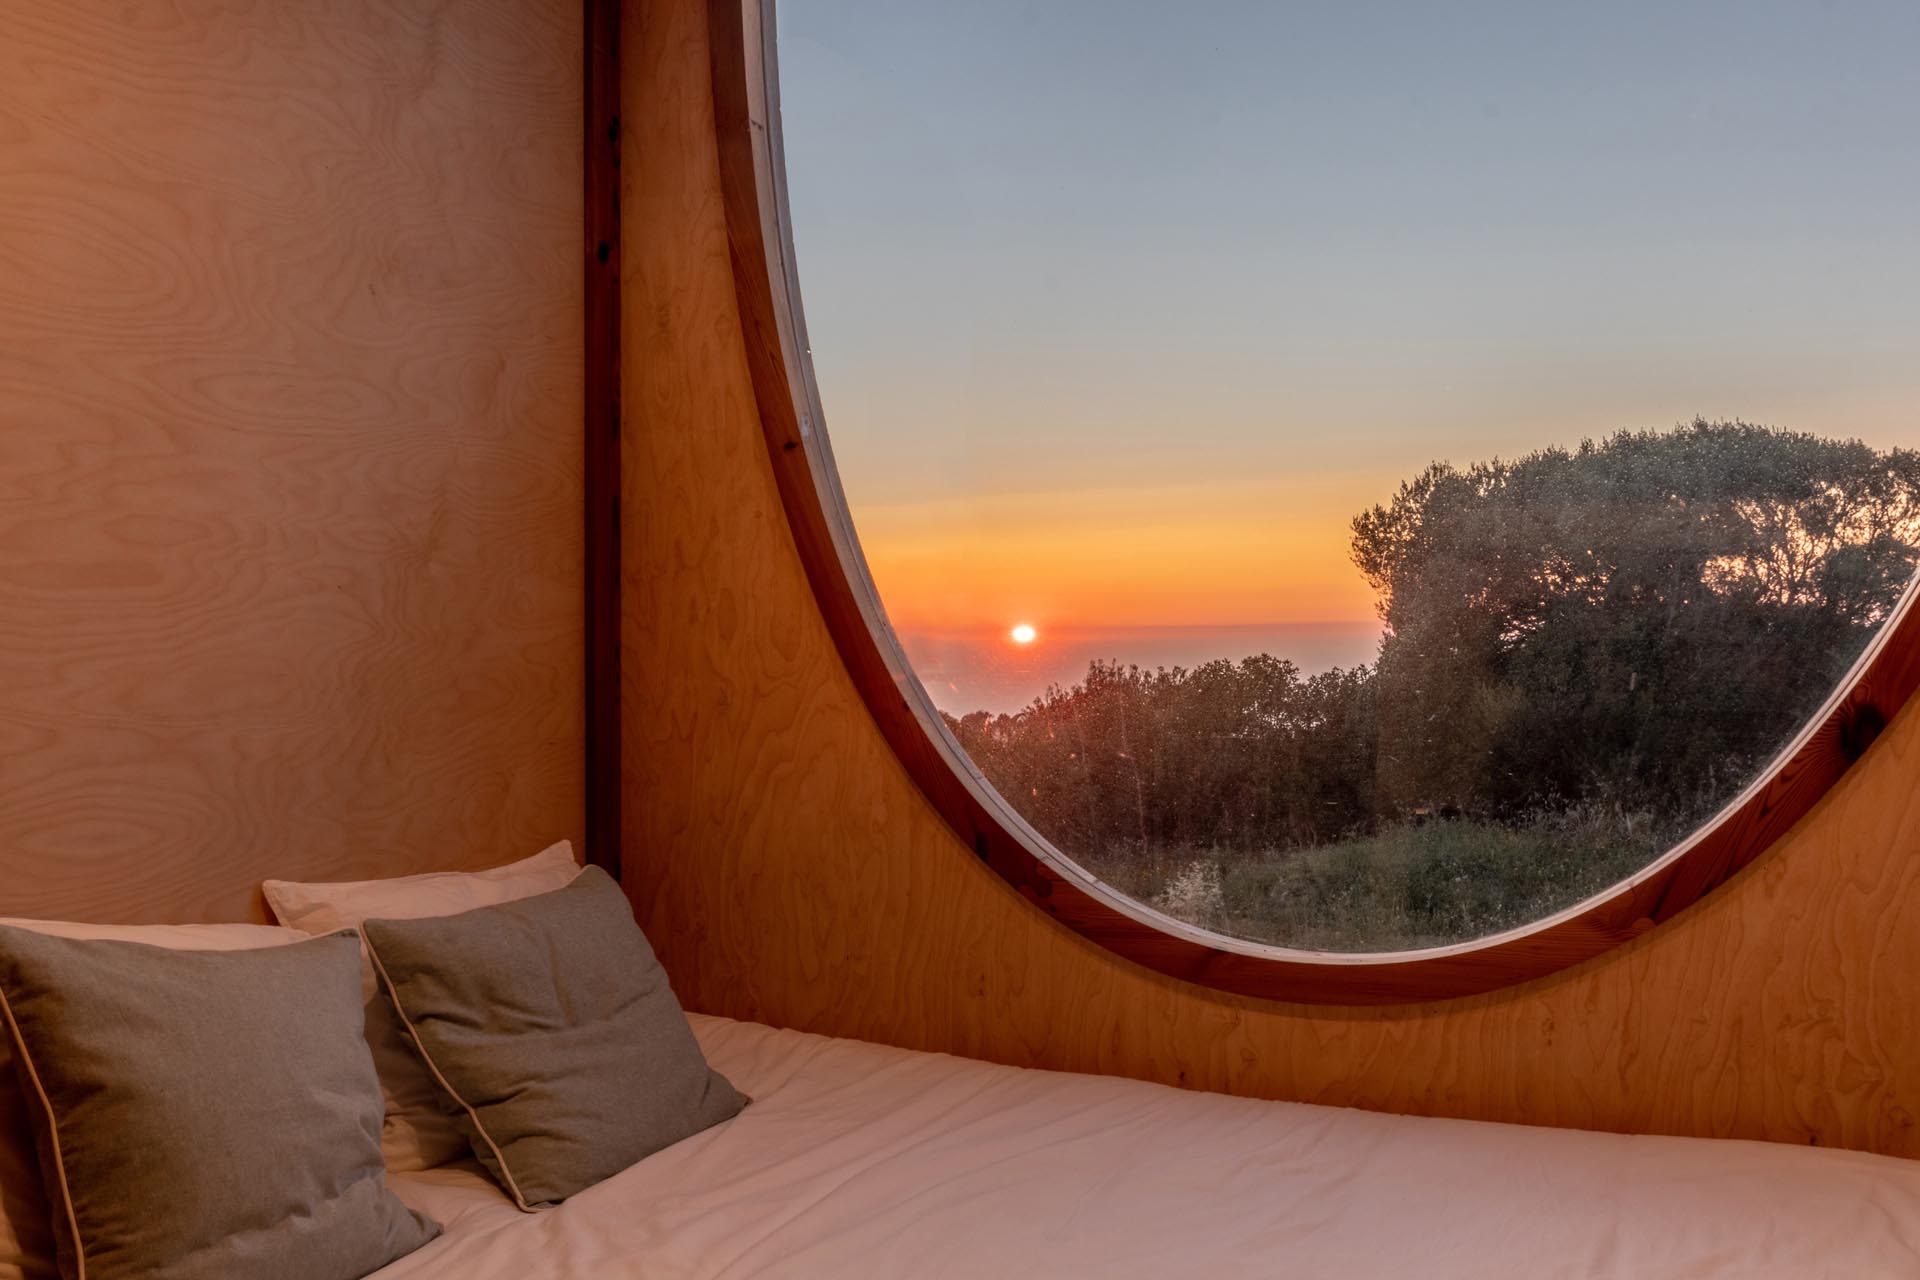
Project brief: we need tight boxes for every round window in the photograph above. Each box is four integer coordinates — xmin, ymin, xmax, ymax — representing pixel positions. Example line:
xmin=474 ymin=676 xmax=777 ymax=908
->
xmin=760 ymin=1 xmax=1920 ymax=966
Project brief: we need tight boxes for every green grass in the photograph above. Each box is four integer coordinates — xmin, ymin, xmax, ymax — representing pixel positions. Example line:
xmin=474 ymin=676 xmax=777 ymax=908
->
xmin=1078 ymin=806 xmax=1667 ymax=952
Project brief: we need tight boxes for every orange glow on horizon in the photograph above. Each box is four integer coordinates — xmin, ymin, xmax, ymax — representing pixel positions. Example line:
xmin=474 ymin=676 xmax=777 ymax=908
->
xmin=848 ymin=473 xmax=1384 ymax=633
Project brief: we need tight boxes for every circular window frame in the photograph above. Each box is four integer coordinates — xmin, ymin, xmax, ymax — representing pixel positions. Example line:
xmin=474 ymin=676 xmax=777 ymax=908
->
xmin=708 ymin=0 xmax=1920 ymax=1005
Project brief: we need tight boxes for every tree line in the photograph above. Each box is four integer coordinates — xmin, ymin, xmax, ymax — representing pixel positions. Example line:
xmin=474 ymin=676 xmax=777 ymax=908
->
xmin=946 ymin=422 xmax=1920 ymax=880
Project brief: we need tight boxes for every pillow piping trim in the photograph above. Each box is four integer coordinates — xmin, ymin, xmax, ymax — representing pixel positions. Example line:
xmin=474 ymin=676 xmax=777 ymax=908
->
xmin=0 ymin=985 xmax=86 ymax=1280
xmin=363 ymin=942 xmax=539 ymax=1214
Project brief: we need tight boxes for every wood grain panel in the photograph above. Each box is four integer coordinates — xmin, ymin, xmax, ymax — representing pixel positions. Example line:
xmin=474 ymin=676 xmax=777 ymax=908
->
xmin=624 ymin=0 xmax=1920 ymax=1155
xmin=0 ymin=0 xmax=586 ymax=923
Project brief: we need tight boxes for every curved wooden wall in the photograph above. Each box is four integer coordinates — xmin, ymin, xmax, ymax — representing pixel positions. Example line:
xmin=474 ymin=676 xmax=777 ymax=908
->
xmin=707 ymin=0 xmax=1920 ymax=1007
xmin=623 ymin=0 xmax=1920 ymax=1157
xmin=0 ymin=0 xmax=586 ymax=923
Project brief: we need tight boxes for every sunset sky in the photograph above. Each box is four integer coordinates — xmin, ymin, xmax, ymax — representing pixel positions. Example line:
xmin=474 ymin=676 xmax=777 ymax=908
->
xmin=776 ymin=1 xmax=1920 ymax=711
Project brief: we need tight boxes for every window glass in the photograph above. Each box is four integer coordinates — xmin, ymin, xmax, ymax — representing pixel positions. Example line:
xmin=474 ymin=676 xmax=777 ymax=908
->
xmin=777 ymin=1 xmax=1920 ymax=950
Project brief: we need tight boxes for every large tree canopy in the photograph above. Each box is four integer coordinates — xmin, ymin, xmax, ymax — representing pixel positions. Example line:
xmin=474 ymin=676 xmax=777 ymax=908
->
xmin=1351 ymin=421 xmax=1920 ymax=816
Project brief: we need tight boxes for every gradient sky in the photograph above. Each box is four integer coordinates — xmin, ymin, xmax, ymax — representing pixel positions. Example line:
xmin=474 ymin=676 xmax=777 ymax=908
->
xmin=776 ymin=1 xmax=1920 ymax=707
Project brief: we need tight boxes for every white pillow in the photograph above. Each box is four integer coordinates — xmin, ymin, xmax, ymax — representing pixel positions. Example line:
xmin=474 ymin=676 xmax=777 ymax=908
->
xmin=0 ymin=918 xmax=300 ymax=1280
xmin=261 ymin=841 xmax=583 ymax=1172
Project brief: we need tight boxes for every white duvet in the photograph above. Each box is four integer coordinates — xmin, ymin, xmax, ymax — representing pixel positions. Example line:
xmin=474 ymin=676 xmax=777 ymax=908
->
xmin=372 ymin=1015 xmax=1920 ymax=1279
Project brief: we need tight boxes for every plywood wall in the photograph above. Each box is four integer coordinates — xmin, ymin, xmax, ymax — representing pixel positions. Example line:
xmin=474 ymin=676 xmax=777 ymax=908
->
xmin=0 ymin=0 xmax=585 ymax=922
xmin=622 ymin=0 xmax=1920 ymax=1156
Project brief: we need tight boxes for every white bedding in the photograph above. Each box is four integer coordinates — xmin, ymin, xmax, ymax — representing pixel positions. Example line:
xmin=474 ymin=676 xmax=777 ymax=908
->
xmin=374 ymin=1015 xmax=1920 ymax=1279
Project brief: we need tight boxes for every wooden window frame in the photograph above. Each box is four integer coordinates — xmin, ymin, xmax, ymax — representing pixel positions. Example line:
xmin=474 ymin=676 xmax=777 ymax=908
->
xmin=703 ymin=0 xmax=1920 ymax=1005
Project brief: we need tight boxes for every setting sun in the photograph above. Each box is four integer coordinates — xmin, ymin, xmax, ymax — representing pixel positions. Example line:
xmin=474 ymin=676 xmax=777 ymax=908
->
xmin=1009 ymin=623 xmax=1037 ymax=646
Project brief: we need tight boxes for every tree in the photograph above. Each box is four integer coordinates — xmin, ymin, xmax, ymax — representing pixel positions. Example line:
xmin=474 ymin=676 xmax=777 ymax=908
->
xmin=1350 ymin=420 xmax=1920 ymax=822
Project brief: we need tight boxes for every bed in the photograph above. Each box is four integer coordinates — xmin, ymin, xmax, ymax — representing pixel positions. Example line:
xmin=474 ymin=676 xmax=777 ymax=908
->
xmin=371 ymin=1015 xmax=1920 ymax=1279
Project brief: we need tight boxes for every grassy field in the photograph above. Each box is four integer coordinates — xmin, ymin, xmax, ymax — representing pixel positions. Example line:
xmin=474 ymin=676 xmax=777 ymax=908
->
xmin=1077 ymin=805 xmax=1669 ymax=952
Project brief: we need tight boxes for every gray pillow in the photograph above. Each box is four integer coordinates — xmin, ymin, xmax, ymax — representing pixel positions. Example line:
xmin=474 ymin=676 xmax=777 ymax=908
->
xmin=362 ymin=866 xmax=745 ymax=1210
xmin=0 ymin=927 xmax=439 ymax=1280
